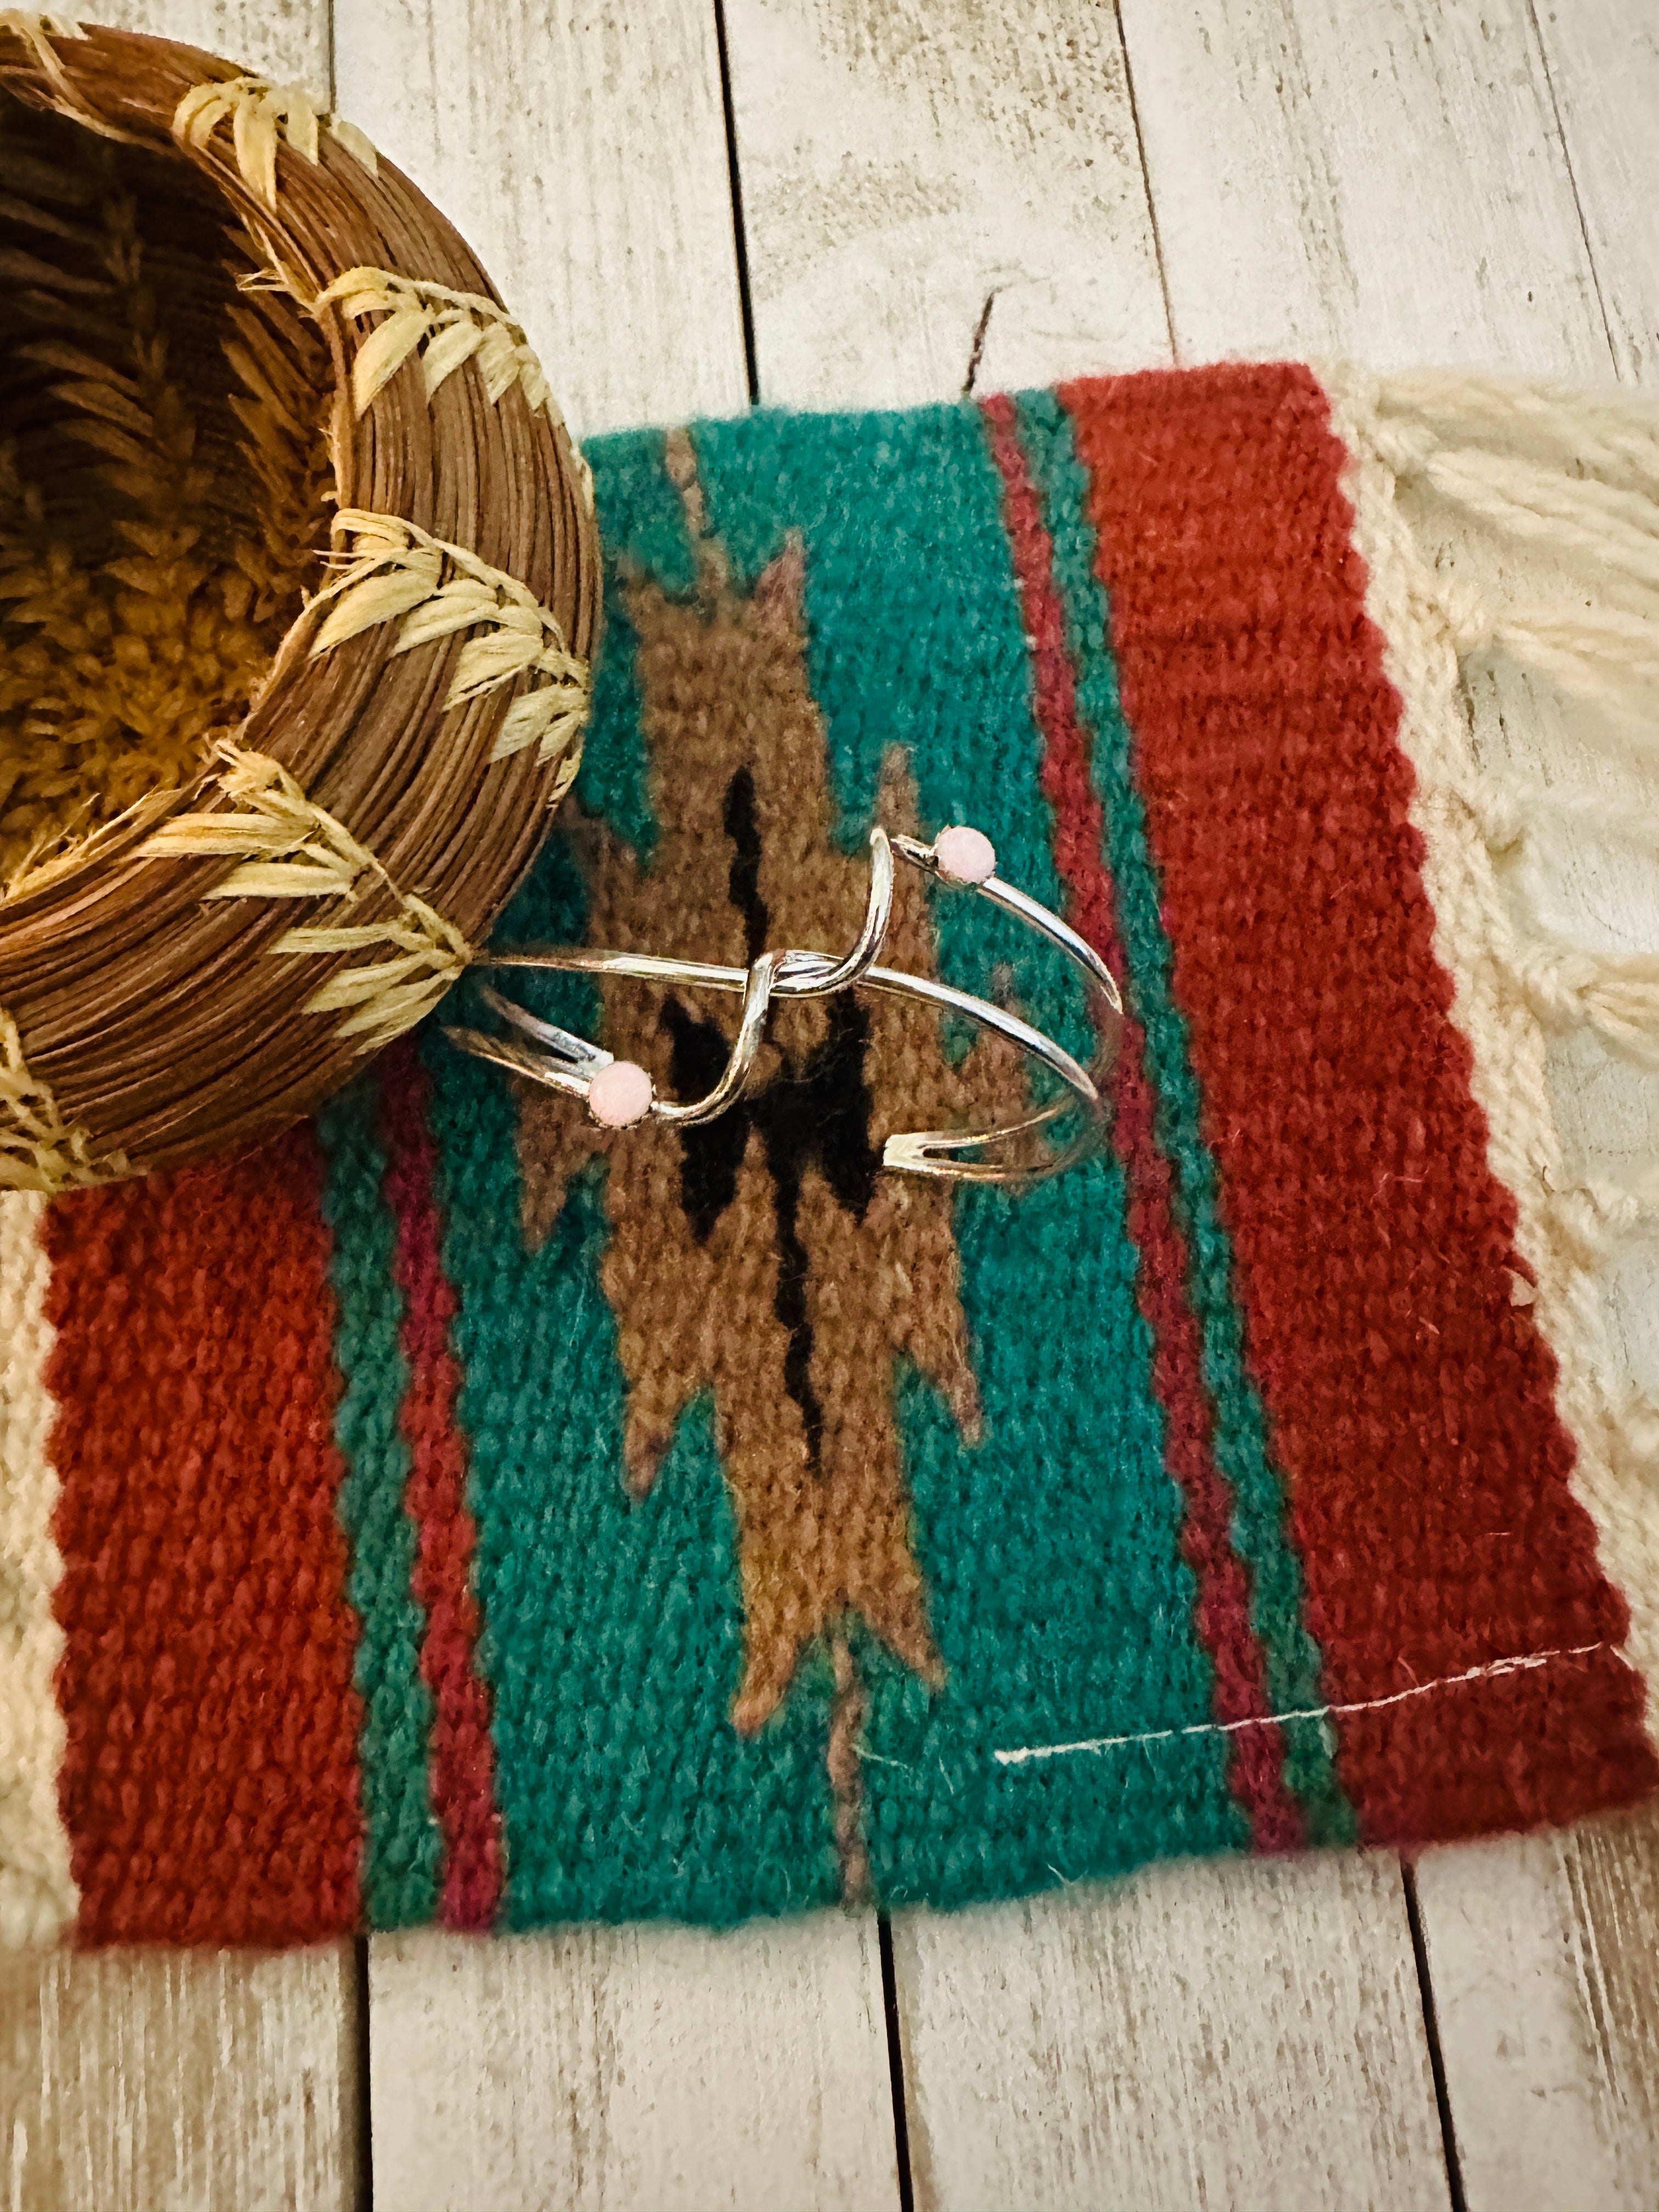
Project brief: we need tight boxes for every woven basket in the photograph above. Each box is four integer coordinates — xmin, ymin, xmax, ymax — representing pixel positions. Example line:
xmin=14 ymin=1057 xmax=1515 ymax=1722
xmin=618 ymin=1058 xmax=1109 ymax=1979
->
xmin=0 ymin=16 xmax=601 ymax=1191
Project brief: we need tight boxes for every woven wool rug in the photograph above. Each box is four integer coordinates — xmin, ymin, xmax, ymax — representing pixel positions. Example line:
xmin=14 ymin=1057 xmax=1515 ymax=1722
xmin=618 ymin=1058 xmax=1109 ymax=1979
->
xmin=4 ymin=361 xmax=1657 ymax=1946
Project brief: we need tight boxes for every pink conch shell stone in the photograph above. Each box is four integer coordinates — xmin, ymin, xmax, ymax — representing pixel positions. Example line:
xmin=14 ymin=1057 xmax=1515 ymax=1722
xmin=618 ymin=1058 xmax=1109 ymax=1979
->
xmin=588 ymin=1059 xmax=655 ymax=1127
xmin=934 ymin=825 xmax=997 ymax=886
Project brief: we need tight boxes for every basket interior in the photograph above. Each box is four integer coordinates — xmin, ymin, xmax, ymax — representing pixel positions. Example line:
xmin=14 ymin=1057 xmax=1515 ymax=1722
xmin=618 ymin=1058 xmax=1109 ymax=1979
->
xmin=0 ymin=88 xmax=334 ymax=895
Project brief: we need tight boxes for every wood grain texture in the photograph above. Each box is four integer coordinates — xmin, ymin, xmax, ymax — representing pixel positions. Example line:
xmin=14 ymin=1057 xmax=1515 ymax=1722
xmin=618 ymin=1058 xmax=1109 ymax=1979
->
xmin=368 ymin=1920 xmax=900 ymax=2212
xmin=721 ymin=0 xmax=1171 ymax=409
xmin=331 ymin=0 xmax=751 ymax=435
xmin=1116 ymin=0 xmax=1609 ymax=375
xmin=891 ymin=1855 xmax=1449 ymax=2212
xmin=1414 ymin=1805 xmax=1659 ymax=2212
xmin=85 ymin=0 xmax=331 ymax=85
xmin=1531 ymin=0 xmax=1659 ymax=385
xmin=0 ymin=1940 xmax=360 ymax=2212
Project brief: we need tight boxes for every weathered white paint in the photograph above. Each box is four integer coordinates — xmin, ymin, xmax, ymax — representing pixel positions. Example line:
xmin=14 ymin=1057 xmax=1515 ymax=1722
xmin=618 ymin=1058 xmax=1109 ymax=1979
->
xmin=90 ymin=0 xmax=330 ymax=84
xmin=1117 ymin=0 xmax=1610 ymax=375
xmin=721 ymin=0 xmax=1171 ymax=408
xmin=1 ymin=1939 xmax=359 ymax=2212
xmin=333 ymin=0 xmax=751 ymax=435
xmin=1415 ymin=1805 xmax=1659 ymax=2212
xmin=893 ymin=1855 xmax=1448 ymax=2212
xmin=369 ymin=1918 xmax=900 ymax=2212
xmin=1531 ymin=0 xmax=1659 ymax=385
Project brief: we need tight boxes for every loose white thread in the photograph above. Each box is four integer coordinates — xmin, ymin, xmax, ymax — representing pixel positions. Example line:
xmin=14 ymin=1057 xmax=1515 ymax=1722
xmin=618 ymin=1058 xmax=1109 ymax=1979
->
xmin=991 ymin=1643 xmax=1606 ymax=1766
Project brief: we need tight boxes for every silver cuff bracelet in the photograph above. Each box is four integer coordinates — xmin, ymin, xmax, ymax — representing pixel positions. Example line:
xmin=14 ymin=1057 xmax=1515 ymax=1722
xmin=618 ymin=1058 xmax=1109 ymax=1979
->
xmin=445 ymin=822 xmax=1122 ymax=1186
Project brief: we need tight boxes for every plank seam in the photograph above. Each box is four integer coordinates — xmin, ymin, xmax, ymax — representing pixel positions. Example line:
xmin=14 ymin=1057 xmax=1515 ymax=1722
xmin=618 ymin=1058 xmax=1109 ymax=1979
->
xmin=354 ymin=1933 xmax=374 ymax=2212
xmin=1403 ymin=1860 xmax=1469 ymax=2212
xmin=962 ymin=288 xmax=1000 ymax=394
xmin=712 ymin=0 xmax=760 ymax=403
xmin=878 ymin=1915 xmax=916 ymax=2212
xmin=1111 ymin=0 xmax=1177 ymax=365
xmin=1522 ymin=0 xmax=1617 ymax=372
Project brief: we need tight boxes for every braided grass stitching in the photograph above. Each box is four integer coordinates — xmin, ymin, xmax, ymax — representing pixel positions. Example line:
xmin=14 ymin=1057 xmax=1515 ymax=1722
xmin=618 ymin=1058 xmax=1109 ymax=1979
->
xmin=140 ymin=746 xmax=473 ymax=1053
xmin=314 ymin=509 xmax=590 ymax=769
xmin=173 ymin=74 xmax=377 ymax=212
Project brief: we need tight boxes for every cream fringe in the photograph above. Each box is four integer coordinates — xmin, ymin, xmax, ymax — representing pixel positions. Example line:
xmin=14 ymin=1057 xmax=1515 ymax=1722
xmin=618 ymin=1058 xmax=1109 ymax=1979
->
xmin=173 ymin=73 xmax=377 ymax=213
xmin=1364 ymin=370 xmax=1659 ymax=1070
xmin=1369 ymin=371 xmax=1659 ymax=748
xmin=1329 ymin=364 xmax=1659 ymax=1734
xmin=0 ymin=1190 xmax=77 ymax=1945
xmin=140 ymin=745 xmax=473 ymax=1054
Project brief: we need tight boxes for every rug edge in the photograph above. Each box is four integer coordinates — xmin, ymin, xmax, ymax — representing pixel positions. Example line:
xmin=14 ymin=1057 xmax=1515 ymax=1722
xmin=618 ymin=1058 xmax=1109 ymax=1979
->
xmin=1327 ymin=362 xmax=1659 ymax=1750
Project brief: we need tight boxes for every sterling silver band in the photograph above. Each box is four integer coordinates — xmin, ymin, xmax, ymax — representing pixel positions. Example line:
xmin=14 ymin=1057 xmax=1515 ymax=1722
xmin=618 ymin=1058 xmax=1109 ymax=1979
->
xmin=444 ymin=822 xmax=1123 ymax=1186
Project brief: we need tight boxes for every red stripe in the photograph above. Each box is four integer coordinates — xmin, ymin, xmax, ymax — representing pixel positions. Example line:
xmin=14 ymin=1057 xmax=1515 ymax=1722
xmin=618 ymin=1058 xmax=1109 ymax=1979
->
xmin=47 ymin=1129 xmax=364 ymax=1943
xmin=379 ymin=1039 xmax=505 ymax=1929
xmin=981 ymin=391 xmax=1301 ymax=1850
xmin=1064 ymin=362 xmax=1656 ymax=1840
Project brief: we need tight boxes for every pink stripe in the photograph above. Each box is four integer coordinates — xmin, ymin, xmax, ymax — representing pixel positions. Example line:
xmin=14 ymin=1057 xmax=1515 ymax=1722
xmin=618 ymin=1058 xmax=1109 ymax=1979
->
xmin=981 ymin=392 xmax=1301 ymax=1850
xmin=379 ymin=1038 xmax=506 ymax=1929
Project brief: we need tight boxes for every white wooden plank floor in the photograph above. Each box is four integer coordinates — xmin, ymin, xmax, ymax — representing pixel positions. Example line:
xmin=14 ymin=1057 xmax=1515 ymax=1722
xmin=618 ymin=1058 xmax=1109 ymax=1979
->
xmin=2 ymin=3 xmax=1656 ymax=2208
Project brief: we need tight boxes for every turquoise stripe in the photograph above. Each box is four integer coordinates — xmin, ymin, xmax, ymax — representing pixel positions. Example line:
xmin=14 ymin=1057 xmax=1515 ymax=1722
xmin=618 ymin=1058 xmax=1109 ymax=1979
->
xmin=567 ymin=427 xmax=698 ymax=859
xmin=694 ymin=401 xmax=1248 ymax=1903
xmin=420 ymin=431 xmax=843 ymax=1928
xmin=421 ymin=1004 xmax=844 ymax=1927
xmin=315 ymin=1075 xmax=443 ymax=1926
xmin=1020 ymin=387 xmax=1355 ymax=1844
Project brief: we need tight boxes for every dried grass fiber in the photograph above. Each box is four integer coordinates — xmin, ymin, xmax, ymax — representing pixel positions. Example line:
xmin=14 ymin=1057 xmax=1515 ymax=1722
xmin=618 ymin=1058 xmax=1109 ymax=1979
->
xmin=0 ymin=17 xmax=600 ymax=1186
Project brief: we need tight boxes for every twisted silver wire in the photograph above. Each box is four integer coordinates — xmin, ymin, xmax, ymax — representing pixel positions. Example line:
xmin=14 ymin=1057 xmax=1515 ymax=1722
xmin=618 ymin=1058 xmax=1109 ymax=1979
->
xmin=445 ymin=825 xmax=1123 ymax=1185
